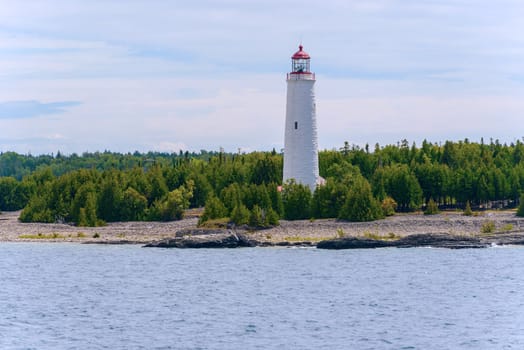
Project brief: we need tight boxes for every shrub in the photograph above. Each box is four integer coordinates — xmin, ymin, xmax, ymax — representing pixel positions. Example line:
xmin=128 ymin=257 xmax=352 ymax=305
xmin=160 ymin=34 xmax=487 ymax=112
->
xmin=381 ymin=196 xmax=397 ymax=216
xmin=463 ymin=201 xmax=473 ymax=216
xmin=424 ymin=198 xmax=439 ymax=215
xmin=481 ymin=220 xmax=496 ymax=234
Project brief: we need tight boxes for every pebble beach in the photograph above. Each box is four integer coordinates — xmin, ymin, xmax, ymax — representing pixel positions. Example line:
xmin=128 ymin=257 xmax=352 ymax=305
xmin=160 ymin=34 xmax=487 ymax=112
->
xmin=2 ymin=210 xmax=524 ymax=245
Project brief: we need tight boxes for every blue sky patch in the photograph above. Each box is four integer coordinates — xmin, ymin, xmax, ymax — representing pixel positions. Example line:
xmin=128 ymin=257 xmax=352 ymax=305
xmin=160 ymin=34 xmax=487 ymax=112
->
xmin=0 ymin=100 xmax=81 ymax=119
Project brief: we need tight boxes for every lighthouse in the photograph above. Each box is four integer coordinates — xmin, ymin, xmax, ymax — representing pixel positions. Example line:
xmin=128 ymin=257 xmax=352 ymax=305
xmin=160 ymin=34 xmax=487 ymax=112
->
xmin=283 ymin=45 xmax=321 ymax=192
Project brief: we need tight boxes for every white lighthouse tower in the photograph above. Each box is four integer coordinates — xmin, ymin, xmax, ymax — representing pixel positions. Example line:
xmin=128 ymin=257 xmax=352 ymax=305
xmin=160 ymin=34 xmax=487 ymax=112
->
xmin=283 ymin=45 xmax=321 ymax=192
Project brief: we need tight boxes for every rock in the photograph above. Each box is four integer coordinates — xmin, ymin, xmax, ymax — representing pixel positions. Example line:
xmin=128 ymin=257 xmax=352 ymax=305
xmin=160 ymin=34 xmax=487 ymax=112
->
xmin=394 ymin=233 xmax=486 ymax=249
xmin=316 ymin=237 xmax=393 ymax=249
xmin=144 ymin=232 xmax=257 ymax=248
xmin=317 ymin=233 xmax=488 ymax=250
xmin=175 ymin=228 xmax=235 ymax=237
xmin=274 ymin=241 xmax=314 ymax=247
xmin=481 ymin=233 xmax=524 ymax=246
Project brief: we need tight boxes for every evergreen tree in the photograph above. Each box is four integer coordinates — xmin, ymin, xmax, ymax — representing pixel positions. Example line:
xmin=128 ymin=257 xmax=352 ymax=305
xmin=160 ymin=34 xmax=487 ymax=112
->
xmin=199 ymin=196 xmax=228 ymax=224
xmin=230 ymin=203 xmax=250 ymax=225
xmin=265 ymin=207 xmax=280 ymax=226
xmin=249 ymin=205 xmax=264 ymax=227
xmin=516 ymin=193 xmax=524 ymax=217
xmin=281 ymin=180 xmax=311 ymax=220
xmin=338 ymin=178 xmax=383 ymax=222
xmin=98 ymin=172 xmax=123 ymax=222
xmin=120 ymin=187 xmax=148 ymax=221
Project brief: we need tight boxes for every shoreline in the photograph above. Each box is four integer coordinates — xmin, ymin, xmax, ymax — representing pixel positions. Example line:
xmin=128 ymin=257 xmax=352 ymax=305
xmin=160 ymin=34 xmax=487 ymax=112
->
xmin=3 ymin=209 xmax=524 ymax=248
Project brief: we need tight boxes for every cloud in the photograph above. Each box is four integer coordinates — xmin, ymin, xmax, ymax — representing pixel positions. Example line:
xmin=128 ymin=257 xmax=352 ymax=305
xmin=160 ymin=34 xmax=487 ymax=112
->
xmin=0 ymin=1 xmax=523 ymax=154
xmin=0 ymin=100 xmax=81 ymax=119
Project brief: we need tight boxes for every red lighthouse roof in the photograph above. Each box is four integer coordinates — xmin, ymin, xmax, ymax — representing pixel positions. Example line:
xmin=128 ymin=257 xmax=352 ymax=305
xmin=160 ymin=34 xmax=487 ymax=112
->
xmin=291 ymin=45 xmax=310 ymax=59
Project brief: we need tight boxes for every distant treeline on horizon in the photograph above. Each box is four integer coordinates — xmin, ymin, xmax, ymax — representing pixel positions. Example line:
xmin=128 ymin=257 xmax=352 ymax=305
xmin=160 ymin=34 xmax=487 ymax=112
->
xmin=2 ymin=138 xmax=524 ymax=225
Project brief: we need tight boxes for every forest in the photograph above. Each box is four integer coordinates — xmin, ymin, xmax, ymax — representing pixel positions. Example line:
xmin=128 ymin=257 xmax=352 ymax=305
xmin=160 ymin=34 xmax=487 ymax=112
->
xmin=2 ymin=138 xmax=524 ymax=227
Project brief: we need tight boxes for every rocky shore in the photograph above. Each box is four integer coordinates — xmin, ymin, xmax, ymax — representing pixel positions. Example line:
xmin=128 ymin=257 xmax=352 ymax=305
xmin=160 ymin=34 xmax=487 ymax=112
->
xmin=2 ymin=209 xmax=524 ymax=249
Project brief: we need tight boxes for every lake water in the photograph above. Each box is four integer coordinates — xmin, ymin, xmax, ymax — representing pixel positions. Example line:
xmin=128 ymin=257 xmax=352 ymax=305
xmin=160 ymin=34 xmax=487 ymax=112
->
xmin=1 ymin=244 xmax=524 ymax=350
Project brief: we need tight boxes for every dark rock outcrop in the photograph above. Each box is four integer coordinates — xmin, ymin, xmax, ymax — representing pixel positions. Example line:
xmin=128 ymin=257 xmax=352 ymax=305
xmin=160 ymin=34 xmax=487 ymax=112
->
xmin=317 ymin=233 xmax=488 ymax=250
xmin=394 ymin=233 xmax=486 ymax=249
xmin=144 ymin=231 xmax=256 ymax=248
xmin=316 ymin=237 xmax=393 ymax=249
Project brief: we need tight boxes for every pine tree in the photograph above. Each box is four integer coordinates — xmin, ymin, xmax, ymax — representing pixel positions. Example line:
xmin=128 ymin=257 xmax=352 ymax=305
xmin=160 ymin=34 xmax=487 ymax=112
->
xmin=424 ymin=198 xmax=439 ymax=215
xmin=230 ymin=203 xmax=250 ymax=225
xmin=249 ymin=205 xmax=264 ymax=227
xmin=199 ymin=196 xmax=228 ymax=224
xmin=281 ymin=180 xmax=311 ymax=220
xmin=338 ymin=178 xmax=383 ymax=222
xmin=516 ymin=193 xmax=524 ymax=217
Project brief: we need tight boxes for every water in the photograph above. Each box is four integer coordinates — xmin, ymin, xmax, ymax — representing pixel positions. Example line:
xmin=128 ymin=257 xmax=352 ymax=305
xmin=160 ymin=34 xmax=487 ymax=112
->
xmin=1 ymin=244 xmax=524 ymax=350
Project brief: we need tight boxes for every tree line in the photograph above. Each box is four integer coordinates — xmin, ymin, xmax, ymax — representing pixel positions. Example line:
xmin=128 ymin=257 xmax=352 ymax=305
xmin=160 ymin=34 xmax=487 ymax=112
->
xmin=2 ymin=138 xmax=524 ymax=226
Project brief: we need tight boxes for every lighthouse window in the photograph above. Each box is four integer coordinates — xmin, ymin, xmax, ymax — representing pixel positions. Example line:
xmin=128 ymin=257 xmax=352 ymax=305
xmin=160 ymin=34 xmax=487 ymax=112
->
xmin=294 ymin=121 xmax=298 ymax=130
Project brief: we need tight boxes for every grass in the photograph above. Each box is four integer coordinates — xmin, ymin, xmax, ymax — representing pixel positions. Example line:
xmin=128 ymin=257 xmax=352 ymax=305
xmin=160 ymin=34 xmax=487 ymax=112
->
xmin=19 ymin=232 xmax=65 ymax=239
xmin=362 ymin=231 xmax=400 ymax=241
xmin=284 ymin=235 xmax=331 ymax=242
xmin=198 ymin=218 xmax=229 ymax=229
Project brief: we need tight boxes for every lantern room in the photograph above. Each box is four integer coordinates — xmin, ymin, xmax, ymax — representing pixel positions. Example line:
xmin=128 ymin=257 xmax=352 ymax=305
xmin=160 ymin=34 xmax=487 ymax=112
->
xmin=288 ymin=45 xmax=314 ymax=80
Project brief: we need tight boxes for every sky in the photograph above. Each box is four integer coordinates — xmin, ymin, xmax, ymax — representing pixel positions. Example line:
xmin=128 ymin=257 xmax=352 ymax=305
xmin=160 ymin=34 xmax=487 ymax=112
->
xmin=1 ymin=0 xmax=523 ymax=155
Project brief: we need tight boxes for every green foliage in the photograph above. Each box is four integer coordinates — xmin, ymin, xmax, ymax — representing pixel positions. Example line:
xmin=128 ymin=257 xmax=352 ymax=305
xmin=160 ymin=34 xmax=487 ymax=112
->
xmin=338 ymin=178 xmax=384 ymax=222
xmin=230 ymin=203 xmax=250 ymax=226
xmin=265 ymin=207 xmax=280 ymax=226
xmin=311 ymin=178 xmax=348 ymax=219
xmin=379 ymin=164 xmax=423 ymax=211
xmin=381 ymin=196 xmax=397 ymax=216
xmin=72 ymin=183 xmax=98 ymax=226
xmin=249 ymin=205 xmax=264 ymax=227
xmin=481 ymin=220 xmax=496 ymax=233
xmin=281 ymin=180 xmax=311 ymax=220
xmin=149 ymin=183 xmax=194 ymax=221
xmin=9 ymin=138 xmax=524 ymax=226
xmin=97 ymin=171 xmax=123 ymax=222
xmin=362 ymin=231 xmax=400 ymax=241
xmin=19 ymin=232 xmax=65 ymax=239
xmin=19 ymin=194 xmax=54 ymax=223
xmin=199 ymin=196 xmax=228 ymax=225
xmin=517 ymin=193 xmax=524 ymax=217
xmin=198 ymin=217 xmax=230 ymax=229
xmin=268 ymin=184 xmax=284 ymax=217
xmin=120 ymin=187 xmax=148 ymax=221
xmin=424 ymin=198 xmax=440 ymax=215
xmin=0 ymin=177 xmax=32 ymax=211
xmin=463 ymin=201 xmax=473 ymax=216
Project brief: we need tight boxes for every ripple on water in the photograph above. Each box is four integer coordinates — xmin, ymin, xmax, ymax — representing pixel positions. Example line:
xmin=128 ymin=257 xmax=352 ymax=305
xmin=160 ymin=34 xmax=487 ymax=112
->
xmin=1 ymin=244 xmax=524 ymax=349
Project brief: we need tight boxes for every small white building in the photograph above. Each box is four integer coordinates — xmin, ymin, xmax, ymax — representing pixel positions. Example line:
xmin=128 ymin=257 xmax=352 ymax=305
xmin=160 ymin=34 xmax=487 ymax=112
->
xmin=283 ymin=45 xmax=322 ymax=192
